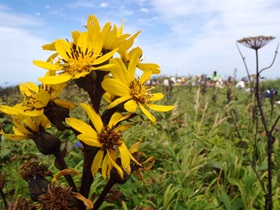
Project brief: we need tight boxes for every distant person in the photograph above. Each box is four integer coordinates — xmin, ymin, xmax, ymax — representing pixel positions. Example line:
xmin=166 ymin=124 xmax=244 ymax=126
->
xmin=210 ymin=71 xmax=221 ymax=82
xmin=235 ymin=78 xmax=247 ymax=89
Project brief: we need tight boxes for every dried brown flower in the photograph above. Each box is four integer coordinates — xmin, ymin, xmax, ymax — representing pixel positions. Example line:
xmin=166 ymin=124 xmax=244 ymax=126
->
xmin=20 ymin=159 xmax=52 ymax=201
xmin=38 ymin=183 xmax=77 ymax=210
xmin=20 ymin=158 xmax=53 ymax=180
xmin=237 ymin=35 xmax=275 ymax=50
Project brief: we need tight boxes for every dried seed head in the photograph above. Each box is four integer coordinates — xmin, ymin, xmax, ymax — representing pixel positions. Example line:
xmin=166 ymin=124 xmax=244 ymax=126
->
xmin=237 ymin=35 xmax=275 ymax=50
xmin=38 ymin=183 xmax=77 ymax=210
xmin=20 ymin=158 xmax=52 ymax=180
xmin=19 ymin=159 xmax=52 ymax=201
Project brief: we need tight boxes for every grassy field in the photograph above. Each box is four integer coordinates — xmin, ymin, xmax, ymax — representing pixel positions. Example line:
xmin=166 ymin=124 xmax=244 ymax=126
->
xmin=1 ymin=80 xmax=280 ymax=209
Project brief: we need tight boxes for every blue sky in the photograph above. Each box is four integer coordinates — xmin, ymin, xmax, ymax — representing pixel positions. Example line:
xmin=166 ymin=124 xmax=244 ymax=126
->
xmin=1 ymin=0 xmax=280 ymax=86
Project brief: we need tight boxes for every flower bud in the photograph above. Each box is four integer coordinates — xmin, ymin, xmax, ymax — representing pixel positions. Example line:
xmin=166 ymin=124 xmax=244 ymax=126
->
xmin=31 ymin=127 xmax=61 ymax=155
xmin=20 ymin=159 xmax=52 ymax=201
xmin=44 ymin=101 xmax=70 ymax=131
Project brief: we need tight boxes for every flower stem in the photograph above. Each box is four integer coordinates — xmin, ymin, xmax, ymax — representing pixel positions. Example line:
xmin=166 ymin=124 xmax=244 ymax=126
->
xmin=93 ymin=178 xmax=115 ymax=210
xmin=54 ymin=150 xmax=77 ymax=192
xmin=78 ymin=145 xmax=99 ymax=210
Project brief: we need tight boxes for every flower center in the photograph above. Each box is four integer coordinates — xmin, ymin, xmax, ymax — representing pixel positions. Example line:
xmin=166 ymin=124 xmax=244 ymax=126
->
xmin=61 ymin=44 xmax=98 ymax=75
xmin=98 ymin=126 xmax=122 ymax=150
xmin=129 ymin=80 xmax=151 ymax=104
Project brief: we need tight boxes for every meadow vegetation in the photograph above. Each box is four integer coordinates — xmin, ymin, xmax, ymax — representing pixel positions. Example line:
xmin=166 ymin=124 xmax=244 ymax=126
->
xmin=1 ymin=79 xmax=280 ymax=209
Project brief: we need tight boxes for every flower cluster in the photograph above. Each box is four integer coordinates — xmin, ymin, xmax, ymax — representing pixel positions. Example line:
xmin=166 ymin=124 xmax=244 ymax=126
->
xmin=0 ymin=14 xmax=174 ymax=209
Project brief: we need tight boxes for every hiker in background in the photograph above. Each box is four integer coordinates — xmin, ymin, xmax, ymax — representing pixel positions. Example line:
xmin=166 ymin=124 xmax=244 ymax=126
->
xmin=235 ymin=77 xmax=247 ymax=89
xmin=210 ymin=71 xmax=221 ymax=82
xmin=264 ymin=88 xmax=278 ymax=98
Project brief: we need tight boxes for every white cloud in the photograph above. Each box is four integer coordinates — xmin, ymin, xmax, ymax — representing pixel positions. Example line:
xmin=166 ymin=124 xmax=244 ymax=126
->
xmin=99 ymin=2 xmax=109 ymax=8
xmin=0 ymin=7 xmax=51 ymax=85
xmin=0 ymin=27 xmax=51 ymax=85
xmin=140 ymin=7 xmax=149 ymax=13
xmin=141 ymin=0 xmax=280 ymax=78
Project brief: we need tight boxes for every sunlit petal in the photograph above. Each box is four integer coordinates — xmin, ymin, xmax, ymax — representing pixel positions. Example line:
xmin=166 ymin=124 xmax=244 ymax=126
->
xmin=146 ymin=104 xmax=175 ymax=112
xmin=77 ymin=134 xmax=101 ymax=147
xmin=139 ymin=104 xmax=156 ymax=124
xmin=65 ymin=118 xmax=96 ymax=135
xmin=107 ymin=95 xmax=132 ymax=110
xmin=124 ymin=99 xmax=138 ymax=113
xmin=91 ymin=150 xmax=104 ymax=176
xmin=80 ymin=103 xmax=103 ymax=133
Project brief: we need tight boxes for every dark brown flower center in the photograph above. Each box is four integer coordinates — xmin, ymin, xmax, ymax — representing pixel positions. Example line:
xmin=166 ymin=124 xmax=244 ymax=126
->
xmin=98 ymin=125 xmax=122 ymax=150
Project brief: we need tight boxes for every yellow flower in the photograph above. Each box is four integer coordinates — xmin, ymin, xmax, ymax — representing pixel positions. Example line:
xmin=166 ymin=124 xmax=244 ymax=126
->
xmin=41 ymin=71 xmax=76 ymax=110
xmin=33 ymin=28 xmax=117 ymax=85
xmin=65 ymin=103 xmax=140 ymax=179
xmin=0 ymin=115 xmax=50 ymax=140
xmin=87 ymin=14 xmax=141 ymax=55
xmin=0 ymin=80 xmax=74 ymax=117
xmin=0 ymin=82 xmax=50 ymax=116
xmin=101 ymin=48 xmax=174 ymax=124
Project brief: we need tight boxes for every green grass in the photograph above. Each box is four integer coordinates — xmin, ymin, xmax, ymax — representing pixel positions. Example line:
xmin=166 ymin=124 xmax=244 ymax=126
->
xmin=1 ymin=80 xmax=280 ymax=209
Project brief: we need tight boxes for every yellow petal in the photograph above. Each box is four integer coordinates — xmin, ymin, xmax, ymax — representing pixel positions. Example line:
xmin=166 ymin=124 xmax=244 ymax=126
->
xmin=91 ymin=149 xmax=104 ymax=176
xmin=72 ymin=30 xmax=80 ymax=43
xmin=80 ymin=103 xmax=103 ymax=133
xmin=139 ymin=104 xmax=156 ymax=124
xmin=150 ymin=93 xmax=164 ymax=101
xmin=22 ymin=118 xmax=38 ymax=132
xmin=94 ymin=48 xmax=118 ymax=65
xmin=72 ymin=71 xmax=91 ymax=79
xmin=108 ymin=112 xmax=131 ymax=128
xmin=42 ymin=42 xmax=56 ymax=50
xmin=77 ymin=134 xmax=101 ymax=147
xmin=107 ymin=150 xmax=124 ymax=179
xmin=87 ymin=15 xmax=101 ymax=32
xmin=129 ymin=141 xmax=141 ymax=154
xmin=12 ymin=118 xmax=32 ymax=135
xmin=102 ymin=150 xmax=116 ymax=179
xmin=113 ymin=124 xmax=132 ymax=133
xmin=49 ymin=82 xmax=68 ymax=99
xmin=25 ymin=82 xmax=39 ymax=93
xmin=65 ymin=118 xmax=96 ymax=135
xmin=139 ymin=70 xmax=152 ymax=85
xmin=38 ymin=74 xmax=73 ymax=85
xmin=119 ymin=31 xmax=141 ymax=52
xmin=33 ymin=60 xmax=61 ymax=71
xmin=118 ymin=143 xmax=131 ymax=175
xmin=13 ymin=126 xmax=25 ymax=136
xmin=128 ymin=47 xmax=142 ymax=80
xmin=18 ymin=107 xmax=44 ymax=117
xmin=110 ymin=58 xmax=131 ymax=87
xmin=54 ymin=99 xmax=76 ymax=109
xmin=72 ymin=192 xmax=93 ymax=209
xmin=77 ymin=32 xmax=90 ymax=54
xmin=102 ymin=79 xmax=130 ymax=96
xmin=52 ymin=168 xmax=80 ymax=183
xmin=55 ymin=39 xmax=72 ymax=61
xmin=124 ymin=99 xmax=138 ymax=113
xmin=146 ymin=104 xmax=175 ymax=112
xmin=0 ymin=133 xmax=28 ymax=140
xmin=107 ymin=95 xmax=132 ymax=110
xmin=137 ymin=63 xmax=161 ymax=74
xmin=33 ymin=91 xmax=51 ymax=108
xmin=0 ymin=105 xmax=19 ymax=115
